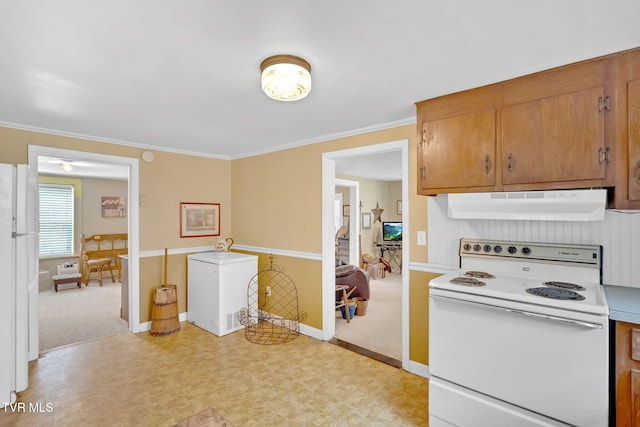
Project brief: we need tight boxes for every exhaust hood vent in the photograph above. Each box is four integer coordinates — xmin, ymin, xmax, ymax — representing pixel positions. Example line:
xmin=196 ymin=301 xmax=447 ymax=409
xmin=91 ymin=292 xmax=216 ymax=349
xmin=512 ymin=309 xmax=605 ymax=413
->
xmin=447 ymin=189 xmax=607 ymax=221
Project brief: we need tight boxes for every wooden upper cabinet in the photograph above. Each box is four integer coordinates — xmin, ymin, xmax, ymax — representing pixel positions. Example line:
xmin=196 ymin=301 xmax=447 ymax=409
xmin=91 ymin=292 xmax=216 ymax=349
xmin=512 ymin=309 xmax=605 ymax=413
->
xmin=416 ymin=85 xmax=498 ymax=195
xmin=502 ymin=86 xmax=606 ymax=185
xmin=419 ymin=109 xmax=496 ymax=190
xmin=628 ymin=51 xmax=640 ymax=202
xmin=415 ymin=55 xmax=620 ymax=197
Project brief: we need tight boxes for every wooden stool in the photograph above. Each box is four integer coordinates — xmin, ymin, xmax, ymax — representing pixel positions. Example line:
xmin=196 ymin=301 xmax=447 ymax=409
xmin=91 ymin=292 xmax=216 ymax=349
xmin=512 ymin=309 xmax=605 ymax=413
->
xmin=86 ymin=258 xmax=115 ymax=287
xmin=52 ymin=273 xmax=82 ymax=292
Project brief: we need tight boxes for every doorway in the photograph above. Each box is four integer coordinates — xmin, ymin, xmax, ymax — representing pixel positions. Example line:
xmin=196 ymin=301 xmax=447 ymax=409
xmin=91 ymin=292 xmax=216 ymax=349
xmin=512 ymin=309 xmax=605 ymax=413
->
xmin=27 ymin=145 xmax=141 ymax=356
xmin=321 ymin=139 xmax=409 ymax=369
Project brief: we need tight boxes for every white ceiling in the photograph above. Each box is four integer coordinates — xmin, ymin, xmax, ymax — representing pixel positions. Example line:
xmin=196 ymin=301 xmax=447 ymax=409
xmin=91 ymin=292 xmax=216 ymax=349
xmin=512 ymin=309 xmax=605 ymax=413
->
xmin=38 ymin=155 xmax=129 ymax=180
xmin=3 ymin=1 xmax=640 ymax=181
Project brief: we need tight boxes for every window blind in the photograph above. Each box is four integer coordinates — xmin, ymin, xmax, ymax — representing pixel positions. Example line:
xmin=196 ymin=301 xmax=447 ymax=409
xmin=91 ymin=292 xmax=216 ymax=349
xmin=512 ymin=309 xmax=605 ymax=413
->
xmin=39 ymin=184 xmax=74 ymax=257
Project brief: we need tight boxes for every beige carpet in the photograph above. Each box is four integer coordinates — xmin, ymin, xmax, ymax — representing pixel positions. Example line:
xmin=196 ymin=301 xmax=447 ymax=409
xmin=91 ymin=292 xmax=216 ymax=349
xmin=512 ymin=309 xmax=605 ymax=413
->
xmin=333 ymin=272 xmax=402 ymax=360
xmin=175 ymin=407 xmax=234 ymax=427
xmin=38 ymin=279 xmax=128 ymax=353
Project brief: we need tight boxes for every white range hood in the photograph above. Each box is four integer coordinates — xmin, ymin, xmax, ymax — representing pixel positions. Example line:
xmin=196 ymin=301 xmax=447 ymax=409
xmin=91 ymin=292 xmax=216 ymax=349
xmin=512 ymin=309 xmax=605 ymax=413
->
xmin=447 ymin=189 xmax=607 ymax=221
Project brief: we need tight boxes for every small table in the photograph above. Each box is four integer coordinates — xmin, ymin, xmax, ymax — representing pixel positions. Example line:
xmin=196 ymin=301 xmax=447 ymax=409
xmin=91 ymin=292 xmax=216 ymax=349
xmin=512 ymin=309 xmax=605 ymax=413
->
xmin=52 ymin=273 xmax=82 ymax=292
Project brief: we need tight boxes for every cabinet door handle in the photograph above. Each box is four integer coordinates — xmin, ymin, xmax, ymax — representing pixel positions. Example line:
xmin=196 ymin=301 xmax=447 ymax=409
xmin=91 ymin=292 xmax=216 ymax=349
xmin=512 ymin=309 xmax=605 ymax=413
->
xmin=484 ymin=155 xmax=491 ymax=175
xmin=636 ymin=160 xmax=640 ymax=185
xmin=420 ymin=166 xmax=426 ymax=180
xmin=506 ymin=152 xmax=514 ymax=172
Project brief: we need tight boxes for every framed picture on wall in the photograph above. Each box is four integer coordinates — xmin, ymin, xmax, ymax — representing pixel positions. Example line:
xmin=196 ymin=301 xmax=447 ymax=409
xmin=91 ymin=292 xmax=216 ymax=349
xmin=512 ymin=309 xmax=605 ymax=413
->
xmin=180 ymin=202 xmax=220 ymax=237
xmin=102 ymin=196 xmax=126 ymax=217
xmin=362 ymin=212 xmax=371 ymax=229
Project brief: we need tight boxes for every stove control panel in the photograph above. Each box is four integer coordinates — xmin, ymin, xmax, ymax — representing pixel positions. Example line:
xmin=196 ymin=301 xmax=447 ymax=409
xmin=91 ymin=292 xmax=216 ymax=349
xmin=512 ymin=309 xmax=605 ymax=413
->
xmin=459 ymin=238 xmax=601 ymax=267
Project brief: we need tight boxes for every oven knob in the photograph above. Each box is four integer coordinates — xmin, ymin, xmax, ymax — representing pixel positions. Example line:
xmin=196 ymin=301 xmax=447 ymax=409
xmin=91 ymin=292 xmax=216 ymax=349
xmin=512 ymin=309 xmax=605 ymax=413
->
xmin=508 ymin=246 xmax=517 ymax=254
xmin=494 ymin=245 xmax=502 ymax=253
xmin=473 ymin=244 xmax=482 ymax=252
xmin=483 ymin=244 xmax=492 ymax=252
xmin=463 ymin=243 xmax=471 ymax=251
xmin=522 ymin=247 xmax=531 ymax=255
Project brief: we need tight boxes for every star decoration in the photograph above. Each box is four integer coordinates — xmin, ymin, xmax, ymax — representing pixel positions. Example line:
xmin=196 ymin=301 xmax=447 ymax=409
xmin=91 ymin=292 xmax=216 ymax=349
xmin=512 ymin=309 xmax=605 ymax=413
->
xmin=371 ymin=202 xmax=384 ymax=223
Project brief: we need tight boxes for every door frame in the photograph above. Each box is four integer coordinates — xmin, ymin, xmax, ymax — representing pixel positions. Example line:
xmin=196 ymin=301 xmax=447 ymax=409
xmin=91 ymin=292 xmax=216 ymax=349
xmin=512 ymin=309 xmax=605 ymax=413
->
xmin=335 ymin=178 xmax=360 ymax=266
xmin=321 ymin=139 xmax=409 ymax=368
xmin=28 ymin=145 xmax=141 ymax=334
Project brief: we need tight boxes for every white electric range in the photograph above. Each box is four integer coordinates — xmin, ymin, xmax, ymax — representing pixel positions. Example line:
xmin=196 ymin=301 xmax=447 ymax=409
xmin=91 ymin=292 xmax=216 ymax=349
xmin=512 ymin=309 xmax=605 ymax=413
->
xmin=429 ymin=238 xmax=609 ymax=427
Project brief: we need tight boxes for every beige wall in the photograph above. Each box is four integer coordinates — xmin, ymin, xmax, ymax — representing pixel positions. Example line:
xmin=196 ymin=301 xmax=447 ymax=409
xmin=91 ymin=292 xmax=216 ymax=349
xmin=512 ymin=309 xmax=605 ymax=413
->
xmin=337 ymin=175 xmax=403 ymax=257
xmin=80 ymin=177 xmax=128 ymax=236
xmin=37 ymin=175 xmax=127 ymax=287
xmin=231 ymin=124 xmax=432 ymax=365
xmin=0 ymin=126 xmax=231 ymax=322
xmin=1 ymin=122 xmax=433 ymax=366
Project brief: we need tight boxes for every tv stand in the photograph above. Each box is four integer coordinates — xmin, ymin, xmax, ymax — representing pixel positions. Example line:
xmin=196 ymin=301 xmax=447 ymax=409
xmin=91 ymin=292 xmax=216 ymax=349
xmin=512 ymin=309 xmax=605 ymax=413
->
xmin=376 ymin=242 xmax=402 ymax=272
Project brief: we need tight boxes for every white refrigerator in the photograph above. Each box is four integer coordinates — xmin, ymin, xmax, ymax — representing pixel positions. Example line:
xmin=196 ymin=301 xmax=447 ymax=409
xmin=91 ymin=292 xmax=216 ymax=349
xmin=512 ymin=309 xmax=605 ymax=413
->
xmin=0 ymin=164 xmax=39 ymax=406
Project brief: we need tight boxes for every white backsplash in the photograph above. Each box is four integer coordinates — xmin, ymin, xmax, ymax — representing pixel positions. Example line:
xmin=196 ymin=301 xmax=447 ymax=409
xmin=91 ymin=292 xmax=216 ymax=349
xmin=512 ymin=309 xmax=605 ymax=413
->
xmin=427 ymin=194 xmax=640 ymax=287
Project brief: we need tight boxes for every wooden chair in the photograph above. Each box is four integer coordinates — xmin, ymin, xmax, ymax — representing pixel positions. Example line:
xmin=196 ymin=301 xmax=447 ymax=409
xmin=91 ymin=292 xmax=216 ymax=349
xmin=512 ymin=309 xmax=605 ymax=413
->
xmin=80 ymin=234 xmax=128 ymax=285
xmin=335 ymin=284 xmax=356 ymax=323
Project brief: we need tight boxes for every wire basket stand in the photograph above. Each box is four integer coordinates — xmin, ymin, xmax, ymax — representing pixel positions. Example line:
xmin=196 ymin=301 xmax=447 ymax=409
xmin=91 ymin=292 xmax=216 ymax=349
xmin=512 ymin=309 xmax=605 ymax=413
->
xmin=238 ymin=255 xmax=306 ymax=344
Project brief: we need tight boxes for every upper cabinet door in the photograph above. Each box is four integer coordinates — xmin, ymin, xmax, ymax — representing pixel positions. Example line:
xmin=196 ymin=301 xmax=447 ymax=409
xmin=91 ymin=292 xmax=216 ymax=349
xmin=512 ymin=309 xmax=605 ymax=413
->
xmin=502 ymin=87 xmax=606 ymax=185
xmin=629 ymin=79 xmax=640 ymax=201
xmin=419 ymin=109 xmax=496 ymax=191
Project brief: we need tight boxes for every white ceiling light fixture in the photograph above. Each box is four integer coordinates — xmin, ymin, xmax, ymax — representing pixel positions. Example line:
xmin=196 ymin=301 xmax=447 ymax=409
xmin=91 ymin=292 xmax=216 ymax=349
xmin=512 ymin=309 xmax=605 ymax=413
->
xmin=260 ymin=54 xmax=312 ymax=101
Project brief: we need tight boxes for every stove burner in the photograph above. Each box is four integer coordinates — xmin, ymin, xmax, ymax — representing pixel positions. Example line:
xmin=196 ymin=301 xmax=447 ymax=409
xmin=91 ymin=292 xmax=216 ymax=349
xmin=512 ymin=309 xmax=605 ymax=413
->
xmin=450 ymin=277 xmax=486 ymax=287
xmin=543 ymin=281 xmax=586 ymax=291
xmin=464 ymin=271 xmax=495 ymax=279
xmin=526 ymin=287 xmax=585 ymax=300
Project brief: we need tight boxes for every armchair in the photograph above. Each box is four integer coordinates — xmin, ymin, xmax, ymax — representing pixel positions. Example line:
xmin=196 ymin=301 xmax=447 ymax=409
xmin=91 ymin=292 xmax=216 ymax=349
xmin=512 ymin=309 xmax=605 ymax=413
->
xmin=335 ymin=260 xmax=370 ymax=301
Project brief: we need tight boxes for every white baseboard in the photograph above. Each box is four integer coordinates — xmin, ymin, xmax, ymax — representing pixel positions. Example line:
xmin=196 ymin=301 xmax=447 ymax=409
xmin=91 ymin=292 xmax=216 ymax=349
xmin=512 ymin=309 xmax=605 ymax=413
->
xmin=138 ymin=311 xmax=188 ymax=332
xmin=407 ymin=360 xmax=430 ymax=379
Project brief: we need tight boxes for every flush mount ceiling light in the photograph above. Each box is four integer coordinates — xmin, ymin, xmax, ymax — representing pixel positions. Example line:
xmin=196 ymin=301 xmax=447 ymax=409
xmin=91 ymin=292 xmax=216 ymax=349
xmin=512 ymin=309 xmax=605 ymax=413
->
xmin=260 ymin=54 xmax=311 ymax=101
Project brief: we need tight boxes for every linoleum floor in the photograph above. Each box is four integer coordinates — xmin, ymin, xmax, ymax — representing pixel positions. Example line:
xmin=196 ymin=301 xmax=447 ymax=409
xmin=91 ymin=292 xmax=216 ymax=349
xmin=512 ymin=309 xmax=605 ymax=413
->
xmin=5 ymin=323 xmax=428 ymax=426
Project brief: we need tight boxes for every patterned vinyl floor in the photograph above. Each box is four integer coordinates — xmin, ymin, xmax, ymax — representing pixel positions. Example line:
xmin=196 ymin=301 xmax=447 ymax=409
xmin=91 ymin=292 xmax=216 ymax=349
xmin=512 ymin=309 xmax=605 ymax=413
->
xmin=5 ymin=322 xmax=429 ymax=426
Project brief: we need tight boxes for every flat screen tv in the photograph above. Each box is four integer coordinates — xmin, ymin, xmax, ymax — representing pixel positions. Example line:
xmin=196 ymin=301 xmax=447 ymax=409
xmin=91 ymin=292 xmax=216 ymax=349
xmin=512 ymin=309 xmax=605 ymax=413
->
xmin=382 ymin=221 xmax=402 ymax=242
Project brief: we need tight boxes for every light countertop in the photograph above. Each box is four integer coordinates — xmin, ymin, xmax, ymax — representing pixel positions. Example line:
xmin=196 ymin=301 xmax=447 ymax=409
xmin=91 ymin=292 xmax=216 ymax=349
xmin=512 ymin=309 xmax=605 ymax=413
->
xmin=604 ymin=285 xmax=640 ymax=324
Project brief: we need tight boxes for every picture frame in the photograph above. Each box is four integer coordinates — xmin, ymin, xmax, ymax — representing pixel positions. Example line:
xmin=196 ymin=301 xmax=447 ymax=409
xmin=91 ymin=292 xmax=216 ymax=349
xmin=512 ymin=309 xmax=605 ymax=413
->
xmin=397 ymin=200 xmax=403 ymax=215
xmin=102 ymin=196 xmax=126 ymax=218
xmin=362 ymin=212 xmax=371 ymax=229
xmin=180 ymin=202 xmax=220 ymax=238
xmin=343 ymin=204 xmax=350 ymax=216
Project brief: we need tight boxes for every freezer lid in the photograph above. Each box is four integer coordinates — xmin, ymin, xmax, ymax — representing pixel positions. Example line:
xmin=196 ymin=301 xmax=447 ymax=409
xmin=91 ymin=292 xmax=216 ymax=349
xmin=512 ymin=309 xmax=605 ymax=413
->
xmin=188 ymin=251 xmax=258 ymax=265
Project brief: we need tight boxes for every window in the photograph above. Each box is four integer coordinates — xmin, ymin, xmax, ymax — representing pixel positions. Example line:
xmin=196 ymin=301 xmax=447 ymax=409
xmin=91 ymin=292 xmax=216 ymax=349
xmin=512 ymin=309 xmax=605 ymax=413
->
xmin=39 ymin=184 xmax=74 ymax=257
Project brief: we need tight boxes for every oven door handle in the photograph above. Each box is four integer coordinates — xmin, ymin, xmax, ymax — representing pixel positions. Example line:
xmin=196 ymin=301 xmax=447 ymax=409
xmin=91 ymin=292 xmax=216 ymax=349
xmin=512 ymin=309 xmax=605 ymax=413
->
xmin=431 ymin=294 xmax=604 ymax=329
xmin=505 ymin=307 xmax=604 ymax=329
